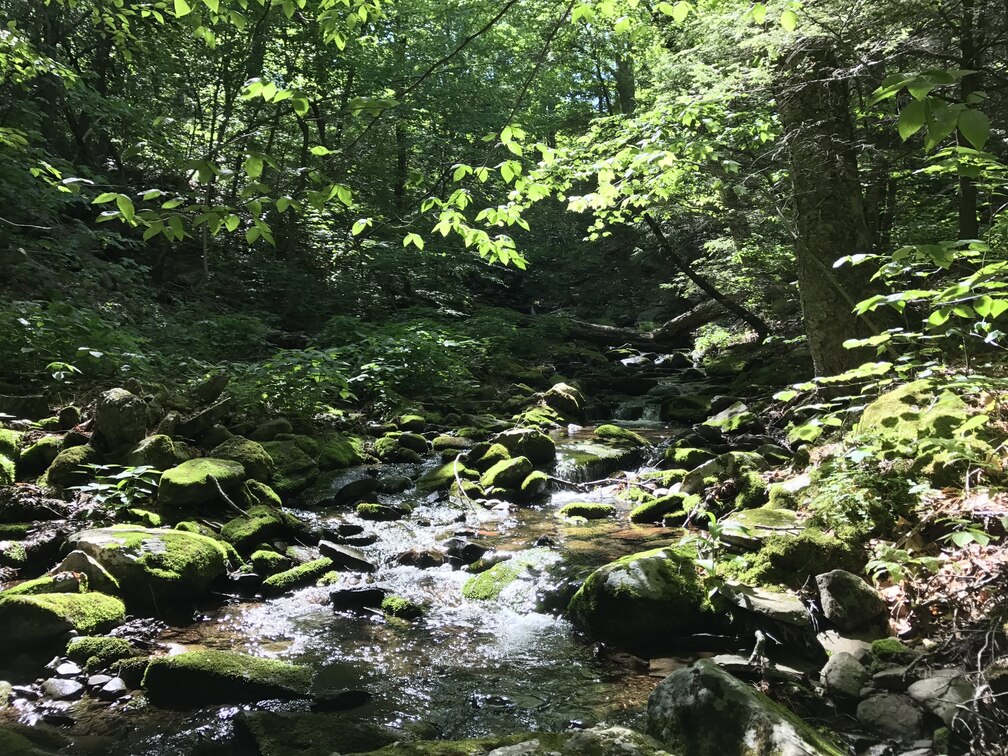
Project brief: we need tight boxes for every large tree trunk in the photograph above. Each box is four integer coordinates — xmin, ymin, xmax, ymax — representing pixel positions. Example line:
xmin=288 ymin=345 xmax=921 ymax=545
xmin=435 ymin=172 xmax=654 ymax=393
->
xmin=777 ymin=39 xmax=889 ymax=376
xmin=569 ymin=300 xmax=722 ymax=350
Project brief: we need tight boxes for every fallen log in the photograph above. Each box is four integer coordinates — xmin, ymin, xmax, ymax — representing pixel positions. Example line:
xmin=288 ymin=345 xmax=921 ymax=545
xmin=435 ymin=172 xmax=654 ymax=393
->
xmin=569 ymin=300 xmax=722 ymax=350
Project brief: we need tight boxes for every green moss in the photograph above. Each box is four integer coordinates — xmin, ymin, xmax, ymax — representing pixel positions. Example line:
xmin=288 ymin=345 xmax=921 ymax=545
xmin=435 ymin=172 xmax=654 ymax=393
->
xmin=514 ymin=404 xmax=564 ymax=429
xmin=127 ymin=434 xmax=191 ymax=470
xmin=174 ymin=520 xmax=216 ymax=537
xmin=316 ymin=570 xmax=342 ymax=586
xmin=125 ymin=508 xmax=162 ymax=527
xmin=432 ymin=435 xmax=471 ymax=451
xmin=221 ymin=507 xmax=288 ymax=553
xmin=66 ymin=635 xmax=136 ymax=667
xmin=381 ymin=595 xmax=425 ymax=620
xmin=273 ymin=433 xmax=320 ymax=457
xmin=250 ymin=549 xmax=290 ymax=575
xmin=158 ymin=457 xmax=245 ymax=507
xmin=0 ymin=523 xmax=30 ymax=539
xmin=558 ymin=502 xmax=616 ymax=519
xmin=0 ymin=428 xmax=23 ymax=462
xmin=474 ymin=443 xmax=511 ymax=471
xmin=1 ymin=574 xmax=85 ymax=597
xmin=594 ymin=424 xmax=649 ymax=447
xmin=261 ymin=439 xmax=319 ymax=495
xmin=737 ymin=529 xmax=864 ymax=588
xmin=735 ymin=470 xmax=768 ymax=509
xmin=870 ymin=637 xmax=916 ymax=664
xmin=0 ymin=592 xmax=125 ymax=641
xmin=210 ymin=436 xmax=275 ymax=481
xmin=462 ymin=561 xmax=521 ymax=600
xmin=665 ymin=447 xmax=714 ymax=469
xmin=17 ymin=435 xmax=61 ymax=478
xmin=479 ymin=456 xmax=533 ymax=490
xmin=356 ymin=502 xmax=405 ymax=521
xmin=261 ymin=557 xmax=334 ymax=596
xmin=373 ymin=435 xmax=422 ymax=464
xmin=245 ymin=479 xmax=283 ymax=507
xmin=768 ymin=482 xmax=799 ymax=509
xmin=142 ymin=650 xmax=312 ymax=707
xmin=640 ymin=469 xmax=688 ymax=486
xmin=630 ymin=494 xmax=696 ymax=524
xmin=318 ymin=433 xmax=365 ymax=469
xmin=618 ymin=486 xmax=654 ymax=504
xmin=42 ymin=443 xmax=98 ymax=489
xmin=0 ymin=540 xmax=27 ymax=566
xmin=417 ymin=461 xmax=478 ymax=493
xmin=398 ymin=413 xmax=426 ymax=432
xmin=518 ymin=470 xmax=548 ymax=501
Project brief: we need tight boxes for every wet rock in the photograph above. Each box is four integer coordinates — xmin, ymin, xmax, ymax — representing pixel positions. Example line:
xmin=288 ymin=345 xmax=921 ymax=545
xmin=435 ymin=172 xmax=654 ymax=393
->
xmin=331 ymin=532 xmax=379 ymax=547
xmin=311 ymin=688 xmax=371 ymax=712
xmin=0 ymin=486 xmax=71 ymax=523
xmin=50 ymin=551 xmax=120 ymax=595
xmin=395 ymin=549 xmax=446 ymax=569
xmin=55 ymin=662 xmax=81 ymax=678
xmin=492 ymin=428 xmax=557 ymax=465
xmin=157 ymin=457 xmax=245 ymax=508
xmin=816 ymin=569 xmax=886 ymax=630
xmin=235 ymin=712 xmax=401 ymax=755
xmin=318 ymin=541 xmax=376 ymax=573
xmin=0 ymin=592 xmax=125 ymax=646
xmin=378 ymin=475 xmax=412 ymax=494
xmin=480 ymin=456 xmax=534 ymax=490
xmin=142 ymin=650 xmax=312 ymax=707
xmin=330 ymin=587 xmax=387 ymax=611
xmin=87 ymin=674 xmax=113 ymax=689
xmin=94 ymin=388 xmax=147 ymax=449
xmin=820 ymin=652 xmax=869 ymax=698
xmin=857 ymin=693 xmax=923 ymax=740
xmin=356 ymin=502 xmax=407 ymax=521
xmin=97 ymin=677 xmax=127 ymax=701
xmin=444 ymin=537 xmax=487 ymax=565
xmin=42 ymin=678 xmax=84 ymax=700
xmin=326 ymin=476 xmax=381 ymax=505
xmin=66 ymin=527 xmax=231 ymax=604
xmin=647 ymin=659 xmax=844 ymax=755
xmin=261 ymin=557 xmax=334 ymax=596
xmin=907 ymin=672 xmax=974 ymax=726
xmin=709 ymin=654 xmax=807 ymax=683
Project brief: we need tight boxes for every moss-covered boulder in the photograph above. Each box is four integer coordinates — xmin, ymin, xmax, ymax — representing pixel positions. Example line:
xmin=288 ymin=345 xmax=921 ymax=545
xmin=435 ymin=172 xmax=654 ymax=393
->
xmin=0 ymin=572 xmax=85 ymax=597
xmin=0 ymin=428 xmax=22 ymax=486
xmin=680 ymin=451 xmax=767 ymax=497
xmin=568 ymin=547 xmax=710 ymax=649
xmin=381 ymin=595 xmax=425 ymax=620
xmin=261 ymin=557 xmax=334 ymax=596
xmin=518 ymin=470 xmax=548 ymax=501
xmin=16 ymin=435 xmax=61 ymax=478
xmin=318 ymin=433 xmax=365 ymax=470
xmin=66 ymin=527 xmax=232 ymax=604
xmin=210 ymin=436 xmax=274 ymax=481
xmin=66 ymin=635 xmax=137 ymax=668
xmin=737 ymin=529 xmax=864 ymax=589
xmin=251 ymin=549 xmax=291 ymax=575
xmin=663 ymin=446 xmax=715 ymax=470
xmin=595 ymin=424 xmax=650 ymax=447
xmin=417 ymin=460 xmax=478 ymax=494
xmin=127 ymin=434 xmax=192 ymax=471
xmin=262 ymin=439 xmax=319 ymax=495
xmin=397 ymin=413 xmax=426 ymax=432
xmin=143 ymin=650 xmax=312 ymax=708
xmin=356 ymin=502 xmax=406 ymax=521
xmin=397 ymin=432 xmax=429 ymax=454
xmin=432 ymin=435 xmax=472 ymax=452
xmin=558 ymin=502 xmax=616 ymax=519
xmin=0 ymin=592 xmax=125 ymax=646
xmin=647 ymin=659 xmax=844 ymax=756
xmin=234 ymin=712 xmax=401 ymax=756
xmin=158 ymin=457 xmax=245 ymax=508
xmin=480 ymin=456 xmax=533 ymax=490
xmin=94 ymin=388 xmax=148 ymax=448
xmin=702 ymin=401 xmax=761 ymax=433
xmin=221 ymin=506 xmax=299 ymax=553
xmin=492 ymin=428 xmax=556 ymax=465
xmin=516 ymin=404 xmax=566 ymax=429
xmin=629 ymin=494 xmax=697 ymax=524
xmin=373 ymin=434 xmax=423 ymax=464
xmin=42 ymin=443 xmax=99 ymax=489
xmin=542 ymin=382 xmax=585 ymax=421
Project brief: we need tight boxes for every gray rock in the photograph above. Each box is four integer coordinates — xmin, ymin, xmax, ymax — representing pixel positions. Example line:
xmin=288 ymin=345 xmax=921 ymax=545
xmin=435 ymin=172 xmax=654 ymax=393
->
xmin=820 ymin=652 xmax=869 ymax=698
xmin=55 ymin=661 xmax=81 ymax=678
xmin=907 ymin=673 xmax=974 ymax=726
xmin=873 ymin=665 xmax=920 ymax=692
xmin=857 ymin=693 xmax=923 ymax=740
xmin=98 ymin=677 xmax=127 ymax=700
xmin=721 ymin=582 xmax=812 ymax=628
xmin=318 ymin=541 xmax=376 ymax=573
xmin=94 ymin=388 xmax=147 ymax=448
xmin=816 ymin=629 xmax=873 ymax=663
xmin=816 ymin=569 xmax=886 ymax=630
xmin=50 ymin=550 xmax=120 ymax=595
xmin=87 ymin=674 xmax=112 ymax=689
xmin=647 ymin=659 xmax=844 ymax=755
xmin=42 ymin=678 xmax=84 ymax=700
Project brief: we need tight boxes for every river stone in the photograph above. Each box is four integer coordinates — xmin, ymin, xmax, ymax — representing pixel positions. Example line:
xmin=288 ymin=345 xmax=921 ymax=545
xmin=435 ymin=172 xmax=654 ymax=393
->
xmin=209 ymin=436 xmax=275 ymax=482
xmin=94 ymin=388 xmax=147 ymax=449
xmin=492 ymin=428 xmax=556 ymax=465
xmin=679 ymin=451 xmax=768 ymax=497
xmin=0 ymin=592 xmax=125 ymax=646
xmin=907 ymin=672 xmax=974 ymax=725
xmin=65 ymin=527 xmax=231 ymax=604
xmin=856 ymin=693 xmax=923 ymax=740
xmin=98 ymin=677 xmax=127 ymax=700
xmin=235 ymin=711 xmax=401 ymax=755
xmin=820 ymin=651 xmax=869 ymax=698
xmin=50 ymin=551 xmax=120 ymax=595
xmin=331 ymin=587 xmax=386 ymax=611
xmin=43 ymin=444 xmax=99 ymax=489
xmin=126 ymin=434 xmax=193 ymax=471
xmin=702 ymin=401 xmax=761 ymax=433
xmin=480 ymin=456 xmax=534 ymax=490
xmin=542 ymin=382 xmax=585 ymax=420
xmin=721 ymin=582 xmax=811 ymax=628
xmin=142 ymin=650 xmax=312 ymax=708
xmin=567 ymin=547 xmax=709 ymax=650
xmin=647 ymin=659 xmax=845 ymax=755
xmin=42 ymin=678 xmax=84 ymax=700
xmin=157 ymin=458 xmax=245 ymax=508
xmin=318 ymin=541 xmax=376 ymax=572
xmin=816 ymin=569 xmax=886 ymax=630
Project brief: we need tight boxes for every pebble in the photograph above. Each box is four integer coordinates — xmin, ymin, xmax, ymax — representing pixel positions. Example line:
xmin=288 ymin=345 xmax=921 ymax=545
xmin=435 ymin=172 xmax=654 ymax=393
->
xmin=98 ymin=678 xmax=127 ymax=701
xmin=56 ymin=661 xmax=82 ymax=678
xmin=87 ymin=674 xmax=113 ymax=689
xmin=42 ymin=678 xmax=85 ymax=700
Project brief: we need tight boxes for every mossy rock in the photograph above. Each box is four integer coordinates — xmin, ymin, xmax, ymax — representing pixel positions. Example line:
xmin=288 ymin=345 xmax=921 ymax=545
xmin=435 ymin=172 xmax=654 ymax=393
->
xmin=479 ymin=456 xmax=533 ymax=490
xmin=250 ymin=418 xmax=293 ymax=442
xmin=664 ymin=446 xmax=715 ymax=470
xmin=473 ymin=443 xmax=511 ymax=472
xmin=210 ymin=436 xmax=275 ymax=482
xmin=17 ymin=435 xmax=61 ymax=478
xmin=251 ymin=549 xmax=291 ymax=575
xmin=0 ymin=573 xmax=85 ymax=597
xmin=235 ymin=712 xmax=401 ymax=756
xmin=702 ymin=401 xmax=761 ymax=433
xmin=629 ymin=494 xmax=697 ymax=524
xmin=261 ymin=557 xmax=334 ymax=596
xmin=127 ymin=434 xmax=192 ymax=471
xmin=514 ymin=404 xmax=565 ymax=429
xmin=142 ymin=650 xmax=312 ymax=708
xmin=492 ymin=428 xmax=556 ymax=465
xmin=462 ymin=561 xmax=522 ymax=601
xmin=66 ymin=527 xmax=233 ymax=604
xmin=356 ymin=502 xmax=406 ymax=521
xmin=374 ymin=435 xmax=422 ymax=464
xmin=680 ymin=451 xmax=767 ymax=497
xmin=221 ymin=506 xmax=298 ymax=553
xmin=736 ymin=529 xmax=864 ymax=589
xmin=432 ymin=435 xmax=472 ymax=452
xmin=558 ymin=502 xmax=616 ymax=520
xmin=318 ymin=434 xmax=365 ymax=470
xmin=0 ymin=592 xmax=125 ymax=646
xmin=66 ymin=635 xmax=137 ymax=668
xmin=158 ymin=457 xmax=245 ymax=508
xmin=735 ymin=470 xmax=768 ymax=509
xmin=720 ymin=506 xmax=803 ymax=550
xmin=542 ymin=382 xmax=585 ymax=421
xmin=262 ymin=439 xmax=319 ymax=495
xmin=245 ymin=479 xmax=283 ymax=508
xmin=640 ymin=469 xmax=688 ymax=487
xmin=42 ymin=443 xmax=99 ymax=489
xmin=518 ymin=470 xmax=548 ymax=501
xmin=381 ymin=595 xmax=425 ymax=620
xmin=397 ymin=414 xmax=426 ymax=432
xmin=397 ymin=432 xmax=429 ymax=454
xmin=568 ymin=546 xmax=710 ymax=650
xmin=417 ymin=461 xmax=478 ymax=494
xmin=595 ymin=424 xmax=650 ymax=447
xmin=0 ymin=428 xmax=21 ymax=485
xmin=871 ymin=637 xmax=917 ymax=665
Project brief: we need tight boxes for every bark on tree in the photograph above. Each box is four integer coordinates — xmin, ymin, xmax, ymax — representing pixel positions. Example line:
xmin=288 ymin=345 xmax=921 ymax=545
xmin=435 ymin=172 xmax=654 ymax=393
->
xmin=569 ymin=300 xmax=722 ymax=349
xmin=777 ymin=39 xmax=890 ymax=376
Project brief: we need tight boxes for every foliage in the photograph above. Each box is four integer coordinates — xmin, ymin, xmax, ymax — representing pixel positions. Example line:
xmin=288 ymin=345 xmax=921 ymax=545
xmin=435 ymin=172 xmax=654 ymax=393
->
xmin=69 ymin=464 xmax=161 ymax=512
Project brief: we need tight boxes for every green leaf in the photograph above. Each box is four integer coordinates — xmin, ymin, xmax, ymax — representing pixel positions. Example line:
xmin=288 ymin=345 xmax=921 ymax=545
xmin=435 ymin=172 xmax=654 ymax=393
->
xmin=898 ymin=99 xmax=926 ymax=141
xmin=956 ymin=414 xmax=989 ymax=436
xmin=92 ymin=192 xmax=118 ymax=204
xmin=291 ymin=97 xmax=310 ymax=116
xmin=751 ymin=3 xmax=766 ymax=23
xmin=243 ymin=155 xmax=263 ymax=179
xmin=174 ymin=0 xmax=192 ymax=17
xmin=224 ymin=214 xmax=240 ymax=232
xmin=115 ymin=194 xmax=135 ymax=223
xmin=927 ymin=308 xmax=951 ymax=327
xmin=246 ymin=226 xmax=261 ymax=244
xmin=403 ymin=233 xmax=424 ymax=250
xmin=672 ymin=1 xmax=691 ymax=23
xmin=958 ymin=108 xmax=990 ymax=150
xmin=657 ymin=2 xmax=674 ymax=15
xmin=780 ymin=8 xmax=797 ymax=31
xmin=202 ymin=0 xmax=219 ymax=11
xmin=310 ymin=145 xmax=332 ymax=156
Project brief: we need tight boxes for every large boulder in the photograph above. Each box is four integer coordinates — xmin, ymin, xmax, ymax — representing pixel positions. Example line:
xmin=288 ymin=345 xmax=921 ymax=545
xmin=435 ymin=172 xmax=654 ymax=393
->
xmin=647 ymin=659 xmax=844 ymax=756
xmin=0 ymin=592 xmax=125 ymax=646
xmin=480 ymin=456 xmax=534 ymax=491
xmin=142 ymin=650 xmax=312 ymax=708
xmin=16 ymin=435 xmax=61 ymax=478
xmin=158 ymin=457 xmax=245 ymax=508
xmin=261 ymin=439 xmax=318 ymax=495
xmin=42 ymin=444 xmax=99 ymax=489
xmin=542 ymin=382 xmax=585 ymax=421
xmin=0 ymin=428 xmax=22 ymax=486
xmin=127 ymin=434 xmax=193 ymax=470
xmin=567 ymin=547 xmax=710 ymax=649
xmin=94 ymin=388 xmax=148 ymax=448
xmin=210 ymin=436 xmax=275 ymax=482
xmin=492 ymin=428 xmax=556 ymax=466
xmin=65 ymin=527 xmax=232 ymax=603
xmin=816 ymin=569 xmax=886 ymax=630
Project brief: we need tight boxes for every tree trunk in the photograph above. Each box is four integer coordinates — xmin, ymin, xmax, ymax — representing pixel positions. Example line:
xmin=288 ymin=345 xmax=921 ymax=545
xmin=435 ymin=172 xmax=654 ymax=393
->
xmin=569 ymin=300 xmax=722 ymax=349
xmin=777 ymin=39 xmax=888 ymax=376
xmin=958 ymin=0 xmax=981 ymax=240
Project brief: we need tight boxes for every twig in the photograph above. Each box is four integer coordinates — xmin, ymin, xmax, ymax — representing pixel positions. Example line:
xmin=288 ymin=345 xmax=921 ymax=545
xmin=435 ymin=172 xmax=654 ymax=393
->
xmin=211 ymin=476 xmax=248 ymax=517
